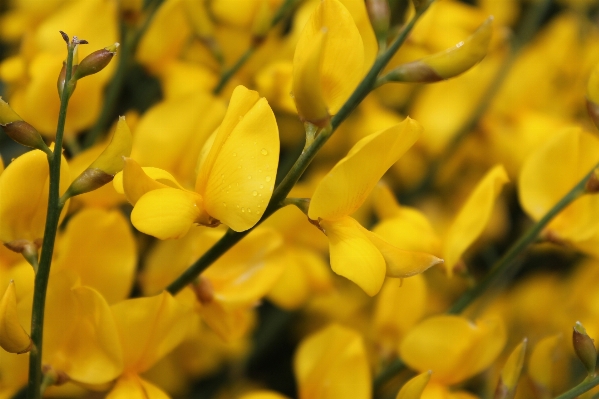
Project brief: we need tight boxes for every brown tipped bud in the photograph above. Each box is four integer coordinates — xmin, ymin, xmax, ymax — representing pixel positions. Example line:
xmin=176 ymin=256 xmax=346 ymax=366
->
xmin=57 ymin=61 xmax=77 ymax=100
xmin=251 ymin=0 xmax=273 ymax=42
xmin=585 ymin=168 xmax=599 ymax=193
xmin=65 ymin=168 xmax=114 ymax=198
xmin=73 ymin=43 xmax=119 ymax=80
xmin=59 ymin=31 xmax=69 ymax=44
xmin=192 ymin=276 xmax=214 ymax=304
xmin=573 ymin=321 xmax=597 ymax=376
xmin=4 ymin=239 xmax=39 ymax=269
xmin=366 ymin=0 xmax=390 ymax=43
xmin=0 ymin=98 xmax=48 ymax=151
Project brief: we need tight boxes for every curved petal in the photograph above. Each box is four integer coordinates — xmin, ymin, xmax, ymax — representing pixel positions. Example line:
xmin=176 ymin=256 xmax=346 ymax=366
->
xmin=293 ymin=0 xmax=364 ymax=114
xmin=443 ymin=164 xmax=509 ymax=276
xmin=117 ymin=158 xmax=182 ymax=205
xmin=106 ymin=374 xmax=169 ymax=399
xmin=309 ymin=119 xmax=422 ymax=221
xmin=200 ymin=87 xmax=280 ymax=232
xmin=294 ymin=324 xmax=371 ymax=399
xmin=396 ymin=371 xmax=431 ymax=399
xmin=131 ymin=188 xmax=202 ymax=240
xmin=529 ymin=334 xmax=562 ymax=391
xmin=320 ymin=217 xmax=385 ymax=296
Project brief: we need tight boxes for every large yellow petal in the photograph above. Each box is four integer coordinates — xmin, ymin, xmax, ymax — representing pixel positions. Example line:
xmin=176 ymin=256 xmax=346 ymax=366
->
xmin=400 ymin=315 xmax=506 ymax=385
xmin=53 ymin=208 xmax=137 ymax=304
xmin=396 ymin=371 xmax=432 ymax=399
xmin=131 ymin=188 xmax=202 ymax=240
xmin=111 ymin=291 xmax=193 ymax=373
xmin=106 ymin=374 xmax=170 ymax=399
xmin=200 ymin=87 xmax=280 ymax=232
xmin=294 ymin=324 xmax=371 ymax=399
xmin=320 ymin=216 xmax=385 ymax=296
xmin=309 ymin=118 xmax=422 ymax=221
xmin=443 ymin=164 xmax=509 ymax=276
xmin=528 ymin=334 xmax=562 ymax=391
xmin=519 ymin=127 xmax=599 ymax=242
xmin=293 ymin=0 xmax=364 ymax=114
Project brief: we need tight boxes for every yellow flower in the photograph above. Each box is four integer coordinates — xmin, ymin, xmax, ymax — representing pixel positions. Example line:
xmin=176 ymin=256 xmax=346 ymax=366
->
xmin=0 ymin=281 xmax=31 ymax=354
xmin=399 ymin=315 xmax=506 ymax=385
xmin=396 ymin=371 xmax=432 ymax=399
xmin=308 ymin=119 xmax=442 ymax=296
xmin=121 ymin=85 xmax=279 ymax=239
xmin=528 ymin=334 xmax=562 ymax=396
xmin=292 ymin=0 xmax=365 ymax=125
xmin=519 ymin=127 xmax=599 ymax=255
xmin=107 ymin=291 xmax=194 ymax=398
xmin=0 ymin=148 xmax=70 ymax=246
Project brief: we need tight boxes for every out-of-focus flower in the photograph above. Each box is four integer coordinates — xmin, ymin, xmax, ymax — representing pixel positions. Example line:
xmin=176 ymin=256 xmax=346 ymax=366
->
xmin=308 ymin=119 xmax=443 ymax=296
xmin=519 ymin=127 xmax=599 ymax=255
xmin=396 ymin=371 xmax=432 ymax=399
xmin=528 ymin=334 xmax=562 ymax=398
xmin=0 ymin=281 xmax=31 ymax=354
xmin=107 ymin=291 xmax=194 ymax=398
xmin=120 ymin=85 xmax=279 ymax=239
xmin=400 ymin=315 xmax=506 ymax=385
xmin=495 ymin=339 xmax=527 ymax=399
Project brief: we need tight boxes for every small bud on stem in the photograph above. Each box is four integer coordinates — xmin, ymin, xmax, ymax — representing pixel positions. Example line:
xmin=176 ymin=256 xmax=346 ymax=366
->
xmin=573 ymin=321 xmax=597 ymax=377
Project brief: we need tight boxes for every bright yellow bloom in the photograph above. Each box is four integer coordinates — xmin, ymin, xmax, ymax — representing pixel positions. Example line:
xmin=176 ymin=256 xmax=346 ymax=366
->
xmin=0 ymin=148 xmax=70 ymax=246
xmin=396 ymin=371 xmax=432 ymax=399
xmin=528 ymin=334 xmax=562 ymax=396
xmin=400 ymin=315 xmax=506 ymax=385
xmin=496 ymin=339 xmax=527 ymax=398
xmin=519 ymin=127 xmax=599 ymax=255
xmin=0 ymin=281 xmax=31 ymax=354
xmin=122 ymin=85 xmax=279 ymax=239
xmin=107 ymin=291 xmax=194 ymax=398
xmin=442 ymin=164 xmax=509 ymax=276
xmin=292 ymin=0 xmax=365 ymax=125
xmin=308 ymin=119 xmax=442 ymax=296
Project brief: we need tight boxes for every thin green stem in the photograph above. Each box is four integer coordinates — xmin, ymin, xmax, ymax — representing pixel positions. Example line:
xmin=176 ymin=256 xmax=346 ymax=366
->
xmin=26 ymin=40 xmax=74 ymax=399
xmin=83 ymin=0 xmax=165 ymax=148
xmin=554 ymin=375 xmax=599 ymax=399
xmin=165 ymin=2 xmax=433 ymax=295
xmin=374 ymin=163 xmax=597 ymax=392
xmin=402 ymin=0 xmax=553 ymax=201
xmin=211 ymin=0 xmax=296 ymax=95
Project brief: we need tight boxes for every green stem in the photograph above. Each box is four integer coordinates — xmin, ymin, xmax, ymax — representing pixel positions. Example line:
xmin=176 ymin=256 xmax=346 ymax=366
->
xmin=374 ymin=163 xmax=597 ymax=391
xmin=211 ymin=0 xmax=296 ymax=95
xmin=554 ymin=375 xmax=599 ymax=399
xmin=26 ymin=40 xmax=74 ymax=399
xmin=83 ymin=0 xmax=165 ymax=148
xmin=402 ymin=0 xmax=553 ymax=201
xmin=165 ymin=2 xmax=433 ymax=295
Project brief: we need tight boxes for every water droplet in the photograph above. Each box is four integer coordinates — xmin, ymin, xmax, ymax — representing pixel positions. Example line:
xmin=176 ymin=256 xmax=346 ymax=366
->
xmin=241 ymin=207 xmax=245 ymax=213
xmin=248 ymin=175 xmax=252 ymax=179
xmin=256 ymin=211 xmax=260 ymax=214
xmin=265 ymin=176 xmax=271 ymax=182
xmin=236 ymin=183 xmax=239 ymax=187
xmin=223 ymin=202 xmax=227 ymax=207
xmin=258 ymin=169 xmax=262 ymax=173
xmin=252 ymin=191 xmax=258 ymax=196
xmin=261 ymin=148 xmax=268 ymax=156
xmin=233 ymin=152 xmax=237 ymax=157
xmin=259 ymin=184 xmax=264 ymax=189
xmin=259 ymin=194 xmax=262 ymax=197
xmin=253 ymin=141 xmax=257 ymax=145
xmin=238 ymin=165 xmax=242 ymax=169
xmin=236 ymin=205 xmax=240 ymax=209
xmin=257 ymin=205 xmax=261 ymax=208
xmin=228 ymin=185 xmax=231 ymax=188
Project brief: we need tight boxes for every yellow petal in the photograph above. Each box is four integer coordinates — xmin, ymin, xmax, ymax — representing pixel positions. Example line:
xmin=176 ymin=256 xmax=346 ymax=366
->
xmin=293 ymin=0 xmax=365 ymax=115
xmin=200 ymin=300 xmax=255 ymax=342
xmin=529 ymin=334 xmax=562 ymax=391
xmin=363 ymin=228 xmax=443 ymax=278
xmin=117 ymin=158 xmax=181 ymax=205
xmin=86 ymin=116 xmax=132 ymax=176
xmin=0 ymin=281 xmax=31 ymax=354
xmin=396 ymin=371 xmax=432 ymax=399
xmin=587 ymin=61 xmax=599 ymax=105
xmin=111 ymin=291 xmax=193 ymax=373
xmin=198 ymin=86 xmax=280 ymax=232
xmin=240 ymin=392 xmax=290 ymax=399
xmin=53 ymin=208 xmax=137 ymax=304
xmin=443 ymin=164 xmax=509 ymax=276
xmin=499 ymin=339 xmax=527 ymax=393
xmin=320 ymin=216 xmax=386 ymax=296
xmin=295 ymin=324 xmax=371 ymax=399
xmin=400 ymin=315 xmax=506 ymax=385
xmin=131 ymin=188 xmax=202 ymax=240
xmin=519 ymin=127 xmax=599 ymax=242
xmin=0 ymin=148 xmax=70 ymax=243
xmin=309 ymin=118 xmax=422 ymax=221
xmin=107 ymin=374 xmax=170 ymax=399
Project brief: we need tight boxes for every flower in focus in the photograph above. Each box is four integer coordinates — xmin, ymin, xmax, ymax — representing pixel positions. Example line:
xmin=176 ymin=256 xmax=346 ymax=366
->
xmin=308 ymin=118 xmax=443 ymax=296
xmin=119 ymin=85 xmax=280 ymax=239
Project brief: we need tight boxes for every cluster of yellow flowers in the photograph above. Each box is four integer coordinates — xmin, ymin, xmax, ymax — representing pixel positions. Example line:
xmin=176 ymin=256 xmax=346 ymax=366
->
xmin=0 ymin=0 xmax=598 ymax=398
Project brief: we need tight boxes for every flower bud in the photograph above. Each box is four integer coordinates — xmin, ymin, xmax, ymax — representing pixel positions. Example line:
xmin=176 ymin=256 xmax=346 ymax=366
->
xmin=396 ymin=370 xmax=431 ymax=399
xmin=495 ymin=338 xmax=527 ymax=399
xmin=573 ymin=321 xmax=596 ymax=376
xmin=366 ymin=0 xmax=390 ymax=44
xmin=383 ymin=16 xmax=493 ymax=83
xmin=4 ymin=239 xmax=39 ymax=269
xmin=73 ymin=43 xmax=119 ymax=80
xmin=57 ymin=44 xmax=79 ymax=99
xmin=0 ymin=281 xmax=32 ymax=354
xmin=0 ymin=97 xmax=48 ymax=151
xmin=65 ymin=116 xmax=132 ymax=198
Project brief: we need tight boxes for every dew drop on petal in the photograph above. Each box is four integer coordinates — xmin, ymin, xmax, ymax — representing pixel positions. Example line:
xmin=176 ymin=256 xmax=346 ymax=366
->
xmin=259 ymin=184 xmax=264 ymax=189
xmin=261 ymin=149 xmax=268 ymax=156
xmin=252 ymin=191 xmax=258 ymax=196
xmin=265 ymin=176 xmax=271 ymax=182
xmin=241 ymin=207 xmax=245 ymax=213
xmin=233 ymin=152 xmax=237 ymax=157
xmin=248 ymin=175 xmax=252 ymax=179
